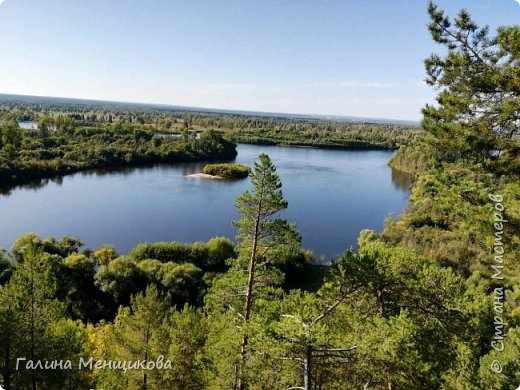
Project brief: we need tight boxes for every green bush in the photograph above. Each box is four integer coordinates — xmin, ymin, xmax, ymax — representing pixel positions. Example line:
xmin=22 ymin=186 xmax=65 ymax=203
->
xmin=207 ymin=237 xmax=236 ymax=270
xmin=202 ymin=163 xmax=250 ymax=178
xmin=129 ymin=237 xmax=236 ymax=271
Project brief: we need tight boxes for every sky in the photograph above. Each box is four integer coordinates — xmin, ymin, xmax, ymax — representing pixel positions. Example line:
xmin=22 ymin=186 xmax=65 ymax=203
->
xmin=0 ymin=1 xmax=518 ymax=120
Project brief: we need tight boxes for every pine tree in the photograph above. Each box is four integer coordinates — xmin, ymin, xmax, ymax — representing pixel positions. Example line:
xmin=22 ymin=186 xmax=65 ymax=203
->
xmin=96 ymin=285 xmax=168 ymax=390
xmin=233 ymin=153 xmax=300 ymax=389
xmin=156 ymin=305 xmax=207 ymax=389
xmin=0 ymin=285 xmax=17 ymax=390
xmin=423 ymin=1 xmax=520 ymax=171
xmin=203 ymin=154 xmax=300 ymax=389
xmin=7 ymin=244 xmax=65 ymax=389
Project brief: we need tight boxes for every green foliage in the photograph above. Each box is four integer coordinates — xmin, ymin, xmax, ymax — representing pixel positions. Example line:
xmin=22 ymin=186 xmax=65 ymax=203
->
xmin=0 ymin=250 xmax=12 ymax=284
xmin=0 ymin=121 xmax=21 ymax=151
xmin=157 ymin=262 xmax=204 ymax=307
xmin=206 ymin=236 xmax=236 ymax=270
xmin=95 ymin=257 xmax=149 ymax=306
xmin=231 ymin=121 xmax=422 ymax=150
xmin=204 ymin=154 xmax=302 ymax=388
xmin=423 ymin=2 xmax=520 ymax=171
xmin=130 ymin=241 xmax=208 ymax=266
xmin=0 ymin=243 xmax=91 ymax=389
xmin=388 ymin=143 xmax=435 ymax=175
xmin=11 ymin=233 xmax=83 ymax=264
xmin=234 ymin=153 xmax=301 ymax=260
xmin=42 ymin=319 xmax=92 ymax=389
xmin=95 ymin=285 xmax=168 ymax=390
xmin=359 ymin=4 xmax=520 ymax=388
xmin=479 ymin=327 xmax=520 ymax=389
xmin=93 ymin=245 xmax=118 ymax=266
xmin=129 ymin=237 xmax=235 ymax=271
xmin=203 ymin=162 xmax=250 ymax=178
xmin=158 ymin=305 xmax=207 ymax=389
xmin=0 ymin=96 xmax=421 ymax=154
xmin=0 ymin=121 xmax=237 ymax=186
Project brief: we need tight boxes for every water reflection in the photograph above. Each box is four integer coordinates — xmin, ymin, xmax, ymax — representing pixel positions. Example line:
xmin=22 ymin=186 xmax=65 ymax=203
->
xmin=390 ymin=168 xmax=415 ymax=193
xmin=0 ymin=162 xmax=209 ymax=196
xmin=0 ymin=176 xmax=64 ymax=196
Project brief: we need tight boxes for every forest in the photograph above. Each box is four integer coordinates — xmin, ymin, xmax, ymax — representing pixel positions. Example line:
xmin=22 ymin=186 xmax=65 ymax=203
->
xmin=0 ymin=3 xmax=519 ymax=390
xmin=0 ymin=96 xmax=422 ymax=156
xmin=0 ymin=118 xmax=237 ymax=185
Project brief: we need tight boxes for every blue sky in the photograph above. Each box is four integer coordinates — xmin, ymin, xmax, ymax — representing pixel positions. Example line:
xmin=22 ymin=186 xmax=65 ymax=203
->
xmin=0 ymin=1 xmax=518 ymax=120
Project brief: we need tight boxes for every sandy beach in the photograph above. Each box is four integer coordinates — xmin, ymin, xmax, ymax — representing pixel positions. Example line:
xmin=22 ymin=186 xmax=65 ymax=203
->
xmin=186 ymin=173 xmax=223 ymax=180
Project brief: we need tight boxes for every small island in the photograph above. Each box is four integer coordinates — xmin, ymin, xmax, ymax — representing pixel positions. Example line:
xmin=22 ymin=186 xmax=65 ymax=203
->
xmin=201 ymin=163 xmax=250 ymax=179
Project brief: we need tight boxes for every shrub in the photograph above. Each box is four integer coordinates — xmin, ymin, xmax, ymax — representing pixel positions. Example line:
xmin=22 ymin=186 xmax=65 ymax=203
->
xmin=128 ymin=239 xmax=237 ymax=271
xmin=129 ymin=241 xmax=208 ymax=268
xmin=202 ymin=163 xmax=250 ymax=178
xmin=207 ymin=237 xmax=236 ymax=270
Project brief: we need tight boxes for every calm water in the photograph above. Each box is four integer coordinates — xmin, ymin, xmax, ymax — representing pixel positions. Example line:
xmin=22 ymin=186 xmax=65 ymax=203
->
xmin=0 ymin=144 xmax=412 ymax=261
xmin=18 ymin=121 xmax=38 ymax=129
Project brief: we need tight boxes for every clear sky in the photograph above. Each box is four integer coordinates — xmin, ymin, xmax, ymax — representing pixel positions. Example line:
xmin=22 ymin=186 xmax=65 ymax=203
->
xmin=0 ymin=1 xmax=518 ymax=120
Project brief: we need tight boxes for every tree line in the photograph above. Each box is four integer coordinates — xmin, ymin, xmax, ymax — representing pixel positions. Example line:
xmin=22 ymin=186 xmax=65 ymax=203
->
xmin=0 ymin=120 xmax=237 ymax=186
xmin=0 ymin=99 xmax=422 ymax=153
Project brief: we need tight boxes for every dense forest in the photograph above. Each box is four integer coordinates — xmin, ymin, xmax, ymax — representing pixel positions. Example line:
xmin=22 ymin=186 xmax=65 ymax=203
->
xmin=0 ymin=3 xmax=519 ymax=389
xmin=0 ymin=96 xmax=422 ymax=154
xmin=0 ymin=120 xmax=237 ymax=185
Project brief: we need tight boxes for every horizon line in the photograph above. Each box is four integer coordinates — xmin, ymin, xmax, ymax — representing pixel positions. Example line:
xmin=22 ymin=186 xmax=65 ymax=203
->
xmin=0 ymin=92 xmax=422 ymax=126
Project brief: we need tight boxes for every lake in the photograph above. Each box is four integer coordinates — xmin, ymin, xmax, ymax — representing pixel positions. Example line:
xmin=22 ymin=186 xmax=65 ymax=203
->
xmin=18 ymin=121 xmax=57 ymax=131
xmin=18 ymin=121 xmax=38 ymax=130
xmin=0 ymin=144 xmax=412 ymax=261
